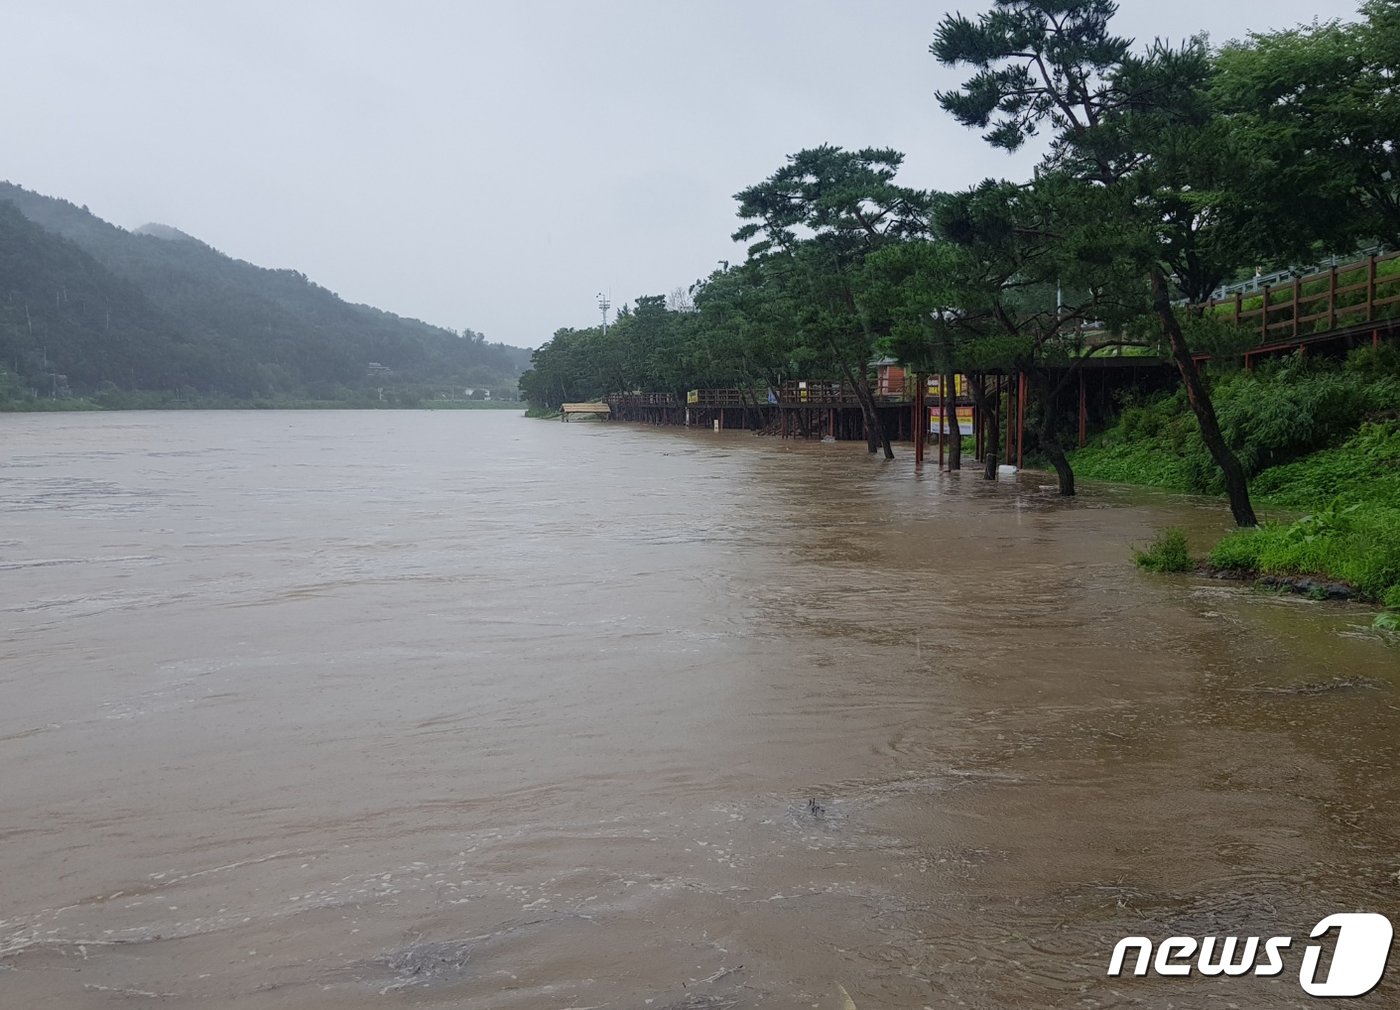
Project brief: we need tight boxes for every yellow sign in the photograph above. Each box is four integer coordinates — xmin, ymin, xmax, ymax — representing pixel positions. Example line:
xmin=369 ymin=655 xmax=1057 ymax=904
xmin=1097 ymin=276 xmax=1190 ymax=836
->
xmin=926 ymin=374 xmax=967 ymax=396
xmin=686 ymin=389 xmax=699 ymax=404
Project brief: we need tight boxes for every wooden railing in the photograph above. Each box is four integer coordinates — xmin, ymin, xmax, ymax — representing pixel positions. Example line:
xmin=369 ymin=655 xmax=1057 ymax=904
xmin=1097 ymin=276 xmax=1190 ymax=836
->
xmin=606 ymin=392 xmax=679 ymax=407
xmin=685 ymin=388 xmax=765 ymax=407
xmin=1195 ymin=250 xmax=1400 ymax=346
xmin=611 ymin=376 xmax=987 ymax=412
xmin=778 ymin=380 xmax=862 ymax=405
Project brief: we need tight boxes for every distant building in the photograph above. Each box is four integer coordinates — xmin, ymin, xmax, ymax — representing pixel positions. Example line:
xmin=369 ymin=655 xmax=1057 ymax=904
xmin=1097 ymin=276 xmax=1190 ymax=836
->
xmin=870 ymin=356 xmax=906 ymax=397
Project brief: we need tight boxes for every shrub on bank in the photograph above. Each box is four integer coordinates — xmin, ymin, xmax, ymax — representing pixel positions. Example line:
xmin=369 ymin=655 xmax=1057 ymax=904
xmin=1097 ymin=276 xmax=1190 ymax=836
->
xmin=1134 ymin=528 xmax=1194 ymax=573
xmin=1207 ymin=502 xmax=1400 ymax=601
xmin=1207 ymin=530 xmax=1263 ymax=571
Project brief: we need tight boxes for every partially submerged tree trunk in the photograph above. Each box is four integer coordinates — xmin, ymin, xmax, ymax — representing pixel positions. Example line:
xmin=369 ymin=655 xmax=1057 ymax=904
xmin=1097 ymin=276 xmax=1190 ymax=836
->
xmin=1150 ymin=267 xmax=1257 ymax=527
xmin=1027 ymin=368 xmax=1075 ymax=496
xmin=970 ymin=373 xmax=1000 ymax=480
xmin=842 ymin=360 xmax=894 ymax=459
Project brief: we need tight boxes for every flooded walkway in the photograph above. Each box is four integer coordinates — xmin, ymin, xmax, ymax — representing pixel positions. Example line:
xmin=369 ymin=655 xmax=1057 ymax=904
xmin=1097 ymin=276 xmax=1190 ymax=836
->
xmin=1 ymin=411 xmax=1395 ymax=1008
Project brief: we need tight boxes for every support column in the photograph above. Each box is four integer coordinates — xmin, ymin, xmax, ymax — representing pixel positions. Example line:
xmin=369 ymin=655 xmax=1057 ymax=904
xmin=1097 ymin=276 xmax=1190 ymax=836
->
xmin=1004 ymin=374 xmax=1013 ymax=465
xmin=914 ymin=373 xmax=925 ymax=467
xmin=1078 ymin=370 xmax=1087 ymax=448
xmin=1016 ymin=371 xmax=1026 ymax=470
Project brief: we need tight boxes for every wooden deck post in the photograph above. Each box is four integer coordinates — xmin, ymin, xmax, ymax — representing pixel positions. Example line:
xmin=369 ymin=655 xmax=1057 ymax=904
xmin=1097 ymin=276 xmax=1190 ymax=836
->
xmin=974 ymin=376 xmax=983 ymax=460
xmin=1016 ymin=371 xmax=1026 ymax=470
xmin=1328 ymin=266 xmax=1338 ymax=331
xmin=937 ymin=376 xmax=945 ymax=469
xmin=1078 ymin=370 xmax=1087 ymax=448
xmin=1004 ymin=374 xmax=1013 ymax=465
xmin=1368 ymin=255 xmax=1378 ymax=323
xmin=912 ymin=375 xmax=924 ymax=465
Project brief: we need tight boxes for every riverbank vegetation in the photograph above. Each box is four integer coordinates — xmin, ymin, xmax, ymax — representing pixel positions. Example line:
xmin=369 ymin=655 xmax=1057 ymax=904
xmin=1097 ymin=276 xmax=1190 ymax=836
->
xmin=522 ymin=1 xmax=1397 ymax=515
xmin=0 ymin=362 xmax=522 ymax=412
xmin=1086 ymin=350 xmax=1400 ymax=606
xmin=518 ymin=0 xmax=1398 ymax=610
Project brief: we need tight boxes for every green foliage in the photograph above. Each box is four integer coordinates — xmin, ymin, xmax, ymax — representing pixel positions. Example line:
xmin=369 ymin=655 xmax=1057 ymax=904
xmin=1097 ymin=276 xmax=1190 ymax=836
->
xmin=0 ymin=185 xmax=528 ymax=405
xmin=1072 ymin=355 xmax=1400 ymax=496
xmin=1207 ymin=504 xmax=1400 ymax=600
xmin=1251 ymin=421 xmax=1400 ymax=509
xmin=1208 ymin=529 xmax=1264 ymax=571
xmin=1069 ymin=440 xmax=1192 ymax=490
xmin=1087 ymin=355 xmax=1400 ymax=607
xmin=1213 ymin=1 xmax=1400 ymax=253
xmin=1134 ymin=528 xmax=1194 ymax=573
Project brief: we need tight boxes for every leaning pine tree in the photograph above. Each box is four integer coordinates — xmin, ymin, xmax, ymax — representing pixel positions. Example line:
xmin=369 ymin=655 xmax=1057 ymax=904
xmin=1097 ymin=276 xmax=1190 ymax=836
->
xmin=931 ymin=0 xmax=1259 ymax=525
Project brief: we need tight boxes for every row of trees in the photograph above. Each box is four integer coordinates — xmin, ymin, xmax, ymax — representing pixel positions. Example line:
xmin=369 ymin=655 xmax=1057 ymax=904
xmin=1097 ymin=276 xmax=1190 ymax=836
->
xmin=520 ymin=0 xmax=1399 ymax=526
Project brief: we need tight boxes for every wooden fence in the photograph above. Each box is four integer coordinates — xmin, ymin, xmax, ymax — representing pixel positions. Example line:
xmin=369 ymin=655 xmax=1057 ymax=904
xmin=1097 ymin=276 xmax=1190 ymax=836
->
xmin=1195 ymin=250 xmax=1400 ymax=346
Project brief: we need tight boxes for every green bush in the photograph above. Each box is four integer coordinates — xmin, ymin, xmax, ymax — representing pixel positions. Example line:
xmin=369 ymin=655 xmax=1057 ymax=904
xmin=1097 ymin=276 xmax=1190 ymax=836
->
xmin=1070 ymin=441 xmax=1191 ymax=489
xmin=1208 ymin=529 xmax=1264 ymax=571
xmin=1229 ymin=503 xmax=1400 ymax=599
xmin=1134 ymin=528 xmax=1194 ymax=573
xmin=1345 ymin=341 xmax=1400 ymax=378
xmin=1250 ymin=421 xmax=1400 ymax=509
xmin=1382 ymin=584 xmax=1400 ymax=611
xmin=1072 ymin=357 xmax=1400 ymax=497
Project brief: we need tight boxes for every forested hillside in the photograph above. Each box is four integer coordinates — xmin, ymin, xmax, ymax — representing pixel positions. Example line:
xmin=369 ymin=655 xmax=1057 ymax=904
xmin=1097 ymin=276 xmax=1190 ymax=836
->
xmin=0 ymin=182 xmax=530 ymax=406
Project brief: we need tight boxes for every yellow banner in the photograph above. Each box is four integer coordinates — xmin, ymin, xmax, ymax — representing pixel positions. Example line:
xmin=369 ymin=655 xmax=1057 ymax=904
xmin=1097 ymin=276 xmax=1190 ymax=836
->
xmin=926 ymin=374 xmax=967 ymax=396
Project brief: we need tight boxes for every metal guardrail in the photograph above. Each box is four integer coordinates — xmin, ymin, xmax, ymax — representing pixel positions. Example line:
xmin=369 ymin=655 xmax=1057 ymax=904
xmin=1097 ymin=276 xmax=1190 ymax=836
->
xmin=1203 ymin=245 xmax=1390 ymax=302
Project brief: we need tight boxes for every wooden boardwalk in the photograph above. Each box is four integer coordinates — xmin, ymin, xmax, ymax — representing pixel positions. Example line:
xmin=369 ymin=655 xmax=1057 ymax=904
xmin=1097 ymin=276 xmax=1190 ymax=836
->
xmin=560 ymin=402 xmax=610 ymax=420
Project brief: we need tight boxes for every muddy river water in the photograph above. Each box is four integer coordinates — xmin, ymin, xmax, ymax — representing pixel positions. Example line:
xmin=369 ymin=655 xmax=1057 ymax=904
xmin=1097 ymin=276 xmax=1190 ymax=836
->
xmin=1 ymin=410 xmax=1396 ymax=1009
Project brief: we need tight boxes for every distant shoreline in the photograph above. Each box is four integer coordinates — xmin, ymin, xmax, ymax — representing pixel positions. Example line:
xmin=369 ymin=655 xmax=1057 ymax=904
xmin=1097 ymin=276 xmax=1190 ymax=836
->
xmin=0 ymin=399 xmax=527 ymax=413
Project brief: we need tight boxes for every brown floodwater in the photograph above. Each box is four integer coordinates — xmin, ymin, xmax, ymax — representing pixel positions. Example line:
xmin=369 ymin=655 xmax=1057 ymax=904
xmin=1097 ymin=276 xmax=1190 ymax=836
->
xmin=1 ymin=410 xmax=1396 ymax=1009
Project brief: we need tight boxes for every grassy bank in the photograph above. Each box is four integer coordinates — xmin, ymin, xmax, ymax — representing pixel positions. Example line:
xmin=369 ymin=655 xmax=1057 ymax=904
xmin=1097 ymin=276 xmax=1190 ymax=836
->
xmin=1070 ymin=348 xmax=1400 ymax=613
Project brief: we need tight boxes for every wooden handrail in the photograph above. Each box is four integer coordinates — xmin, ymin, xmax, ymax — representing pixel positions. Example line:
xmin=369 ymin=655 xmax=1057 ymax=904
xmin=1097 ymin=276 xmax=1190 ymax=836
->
xmin=1195 ymin=250 xmax=1399 ymax=348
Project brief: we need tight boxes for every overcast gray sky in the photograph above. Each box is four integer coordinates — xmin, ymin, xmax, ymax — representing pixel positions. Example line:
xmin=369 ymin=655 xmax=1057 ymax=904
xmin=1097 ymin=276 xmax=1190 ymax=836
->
xmin=3 ymin=1 xmax=1361 ymax=349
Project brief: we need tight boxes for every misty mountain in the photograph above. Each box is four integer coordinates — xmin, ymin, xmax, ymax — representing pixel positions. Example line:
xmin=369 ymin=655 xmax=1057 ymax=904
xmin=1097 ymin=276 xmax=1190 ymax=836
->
xmin=0 ymin=201 xmax=222 ymax=394
xmin=133 ymin=222 xmax=204 ymax=244
xmin=0 ymin=182 xmax=530 ymax=401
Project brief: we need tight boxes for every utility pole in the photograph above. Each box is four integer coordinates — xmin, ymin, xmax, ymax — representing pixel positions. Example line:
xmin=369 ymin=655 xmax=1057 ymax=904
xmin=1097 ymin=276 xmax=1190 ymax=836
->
xmin=597 ymin=292 xmax=610 ymax=336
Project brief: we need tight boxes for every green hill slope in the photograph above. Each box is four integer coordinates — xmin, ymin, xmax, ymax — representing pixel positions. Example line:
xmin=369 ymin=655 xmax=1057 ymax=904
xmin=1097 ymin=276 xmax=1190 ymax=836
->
xmin=0 ymin=201 xmax=225 ymax=396
xmin=0 ymin=182 xmax=528 ymax=403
